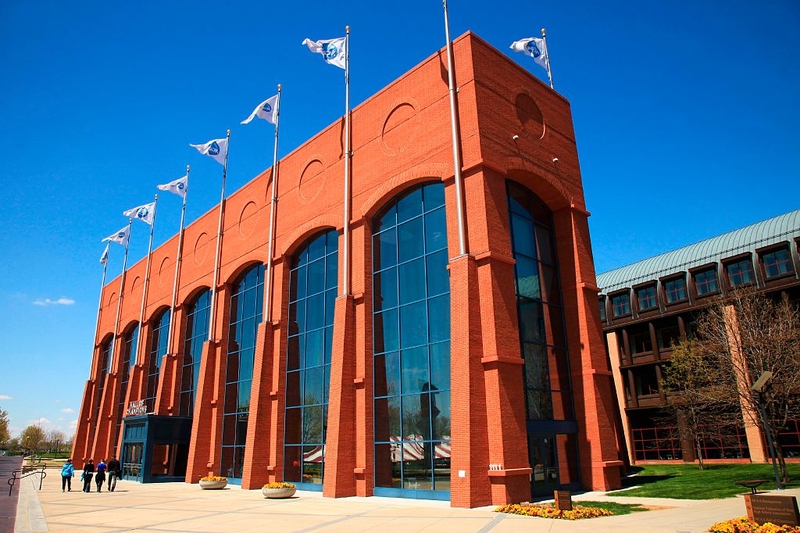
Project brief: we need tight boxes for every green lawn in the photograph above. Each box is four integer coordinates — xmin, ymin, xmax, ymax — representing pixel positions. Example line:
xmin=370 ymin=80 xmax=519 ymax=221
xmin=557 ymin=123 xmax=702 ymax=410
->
xmin=579 ymin=501 xmax=649 ymax=515
xmin=608 ymin=463 xmax=800 ymax=499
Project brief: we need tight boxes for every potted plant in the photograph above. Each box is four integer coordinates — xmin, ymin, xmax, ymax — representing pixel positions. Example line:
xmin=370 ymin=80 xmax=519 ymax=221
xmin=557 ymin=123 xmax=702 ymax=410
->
xmin=199 ymin=475 xmax=228 ymax=490
xmin=261 ymin=481 xmax=296 ymax=499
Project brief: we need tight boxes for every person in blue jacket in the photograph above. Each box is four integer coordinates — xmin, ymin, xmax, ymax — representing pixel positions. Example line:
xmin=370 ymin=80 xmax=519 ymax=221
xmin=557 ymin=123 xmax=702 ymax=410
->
xmin=60 ymin=459 xmax=75 ymax=492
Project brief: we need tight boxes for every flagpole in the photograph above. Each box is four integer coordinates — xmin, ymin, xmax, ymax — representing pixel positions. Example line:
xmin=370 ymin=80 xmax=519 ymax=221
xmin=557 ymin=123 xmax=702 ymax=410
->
xmin=136 ymin=194 xmax=159 ymax=366
xmin=109 ymin=218 xmax=134 ymax=372
xmin=94 ymin=245 xmax=110 ymax=370
xmin=541 ymin=28 xmax=554 ymax=90
xmin=208 ymin=130 xmax=231 ymax=342
xmin=264 ymin=86 xmax=282 ymax=323
xmin=442 ymin=0 xmax=467 ymax=256
xmin=166 ymin=166 xmax=190 ymax=355
xmin=342 ymin=25 xmax=352 ymax=296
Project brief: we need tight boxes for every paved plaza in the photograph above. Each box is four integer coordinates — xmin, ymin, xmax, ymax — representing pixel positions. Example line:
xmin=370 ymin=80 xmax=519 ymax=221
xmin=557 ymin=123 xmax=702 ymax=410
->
xmin=7 ymin=469 xmax=799 ymax=533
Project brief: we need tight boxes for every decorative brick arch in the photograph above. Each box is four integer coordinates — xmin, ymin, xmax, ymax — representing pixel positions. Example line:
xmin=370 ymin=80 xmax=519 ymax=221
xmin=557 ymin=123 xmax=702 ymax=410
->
xmin=358 ymin=163 xmax=450 ymax=220
xmin=504 ymin=161 xmax=573 ymax=212
xmin=279 ymin=214 xmax=341 ymax=258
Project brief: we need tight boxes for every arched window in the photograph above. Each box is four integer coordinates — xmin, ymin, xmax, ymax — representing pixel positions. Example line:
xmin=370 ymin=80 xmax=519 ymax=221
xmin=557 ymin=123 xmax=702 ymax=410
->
xmin=284 ymin=230 xmax=338 ymax=487
xmin=180 ymin=289 xmax=211 ymax=417
xmin=144 ymin=310 xmax=170 ymax=413
xmin=372 ymin=182 xmax=451 ymax=498
xmin=221 ymin=264 xmax=264 ymax=481
xmin=506 ymin=180 xmax=578 ymax=495
xmin=90 ymin=338 xmax=113 ymax=448
xmin=114 ymin=324 xmax=139 ymax=447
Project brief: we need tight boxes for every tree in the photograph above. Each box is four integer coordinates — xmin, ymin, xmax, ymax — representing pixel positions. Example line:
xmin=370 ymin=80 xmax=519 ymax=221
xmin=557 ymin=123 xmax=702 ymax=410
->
xmin=47 ymin=429 xmax=66 ymax=453
xmin=673 ymin=287 xmax=800 ymax=482
xmin=20 ymin=424 xmax=46 ymax=454
xmin=0 ymin=408 xmax=9 ymax=446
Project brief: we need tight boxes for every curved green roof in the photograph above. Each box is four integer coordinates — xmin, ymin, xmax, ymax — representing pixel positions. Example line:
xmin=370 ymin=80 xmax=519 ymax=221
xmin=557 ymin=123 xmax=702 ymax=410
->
xmin=597 ymin=209 xmax=800 ymax=295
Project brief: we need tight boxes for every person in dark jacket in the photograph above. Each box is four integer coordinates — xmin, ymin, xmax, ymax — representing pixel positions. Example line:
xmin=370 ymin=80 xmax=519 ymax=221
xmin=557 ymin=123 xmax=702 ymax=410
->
xmin=107 ymin=456 xmax=121 ymax=492
xmin=82 ymin=459 xmax=94 ymax=492
xmin=95 ymin=459 xmax=107 ymax=492
xmin=60 ymin=459 xmax=75 ymax=492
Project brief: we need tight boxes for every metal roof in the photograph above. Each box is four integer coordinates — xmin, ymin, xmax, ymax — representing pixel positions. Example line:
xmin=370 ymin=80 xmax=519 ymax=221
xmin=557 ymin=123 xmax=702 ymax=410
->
xmin=597 ymin=210 xmax=800 ymax=295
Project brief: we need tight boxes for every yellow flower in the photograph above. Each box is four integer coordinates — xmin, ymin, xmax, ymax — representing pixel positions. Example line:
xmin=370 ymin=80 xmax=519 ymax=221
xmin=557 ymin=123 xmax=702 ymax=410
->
xmin=200 ymin=475 xmax=227 ymax=482
xmin=262 ymin=482 xmax=296 ymax=489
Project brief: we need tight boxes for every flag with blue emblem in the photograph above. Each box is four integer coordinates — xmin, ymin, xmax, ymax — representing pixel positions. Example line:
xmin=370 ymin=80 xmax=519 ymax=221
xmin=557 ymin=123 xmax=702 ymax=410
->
xmin=189 ymin=137 xmax=228 ymax=166
xmin=302 ymin=36 xmax=347 ymax=70
xmin=157 ymin=175 xmax=188 ymax=198
xmin=241 ymin=94 xmax=279 ymax=125
xmin=100 ymin=243 xmax=110 ymax=265
xmin=123 ymin=201 xmax=156 ymax=225
xmin=510 ymin=37 xmax=548 ymax=70
xmin=102 ymin=225 xmax=130 ymax=246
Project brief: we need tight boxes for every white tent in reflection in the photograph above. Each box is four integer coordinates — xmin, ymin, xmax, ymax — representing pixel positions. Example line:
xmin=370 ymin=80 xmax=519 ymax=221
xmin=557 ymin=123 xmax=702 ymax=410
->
xmin=389 ymin=435 xmax=451 ymax=463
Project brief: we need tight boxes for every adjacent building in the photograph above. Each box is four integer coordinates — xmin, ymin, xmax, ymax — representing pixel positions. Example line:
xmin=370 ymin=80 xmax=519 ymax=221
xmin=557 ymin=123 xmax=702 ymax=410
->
xmin=72 ymin=32 xmax=624 ymax=507
xmin=598 ymin=210 xmax=800 ymax=464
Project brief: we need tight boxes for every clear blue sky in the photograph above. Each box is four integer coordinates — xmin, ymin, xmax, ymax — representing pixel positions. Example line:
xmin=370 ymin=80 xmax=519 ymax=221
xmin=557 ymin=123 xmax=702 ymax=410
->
xmin=1 ymin=1 xmax=798 ymax=440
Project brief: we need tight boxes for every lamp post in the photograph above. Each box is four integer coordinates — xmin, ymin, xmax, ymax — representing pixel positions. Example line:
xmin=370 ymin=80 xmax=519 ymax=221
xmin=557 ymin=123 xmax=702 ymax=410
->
xmin=751 ymin=371 xmax=783 ymax=490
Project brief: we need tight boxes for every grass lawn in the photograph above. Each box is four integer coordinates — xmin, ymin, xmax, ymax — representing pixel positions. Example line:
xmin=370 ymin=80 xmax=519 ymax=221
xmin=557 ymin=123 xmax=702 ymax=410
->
xmin=609 ymin=463 xmax=800 ymax=499
xmin=579 ymin=501 xmax=650 ymax=515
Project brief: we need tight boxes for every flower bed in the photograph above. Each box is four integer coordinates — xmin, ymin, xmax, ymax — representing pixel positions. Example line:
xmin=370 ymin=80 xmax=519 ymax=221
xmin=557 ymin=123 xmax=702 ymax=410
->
xmin=709 ymin=517 xmax=800 ymax=533
xmin=495 ymin=502 xmax=614 ymax=520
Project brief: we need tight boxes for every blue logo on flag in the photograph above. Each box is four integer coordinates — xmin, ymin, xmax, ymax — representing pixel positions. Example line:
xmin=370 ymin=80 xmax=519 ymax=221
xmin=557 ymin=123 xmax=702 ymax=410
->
xmin=525 ymin=41 xmax=541 ymax=58
xmin=263 ymin=103 xmax=272 ymax=113
xmin=322 ymin=43 xmax=339 ymax=60
xmin=137 ymin=207 xmax=148 ymax=219
xmin=117 ymin=232 xmax=125 ymax=239
xmin=177 ymin=182 xmax=185 ymax=190
xmin=209 ymin=141 xmax=220 ymax=156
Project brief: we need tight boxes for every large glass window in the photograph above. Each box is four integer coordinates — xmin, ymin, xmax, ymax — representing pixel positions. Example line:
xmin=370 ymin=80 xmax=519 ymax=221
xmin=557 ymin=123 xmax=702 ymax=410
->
xmin=611 ymin=293 xmax=630 ymax=317
xmin=180 ymin=289 xmax=211 ymax=417
xmin=284 ymin=230 xmax=337 ymax=487
xmin=90 ymin=339 xmax=113 ymax=449
xmin=636 ymin=285 xmax=657 ymax=311
xmin=663 ymin=276 xmax=687 ymax=303
xmin=762 ymin=248 xmax=792 ymax=278
xmin=221 ymin=264 xmax=264 ymax=481
xmin=693 ymin=267 xmax=718 ymax=296
xmin=507 ymin=181 xmax=572 ymax=422
xmin=725 ymin=259 xmax=754 ymax=287
xmin=144 ymin=310 xmax=170 ymax=413
xmin=114 ymin=325 xmax=139 ymax=449
xmin=373 ymin=182 xmax=451 ymax=497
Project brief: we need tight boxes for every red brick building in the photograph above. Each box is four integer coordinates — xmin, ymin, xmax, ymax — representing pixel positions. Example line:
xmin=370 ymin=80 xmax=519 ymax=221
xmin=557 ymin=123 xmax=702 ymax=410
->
xmin=73 ymin=32 xmax=623 ymax=507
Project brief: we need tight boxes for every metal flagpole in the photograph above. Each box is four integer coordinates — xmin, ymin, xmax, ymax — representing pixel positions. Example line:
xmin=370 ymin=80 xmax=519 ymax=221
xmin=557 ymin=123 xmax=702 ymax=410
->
xmin=135 ymin=194 xmax=159 ymax=365
xmin=442 ymin=0 xmax=467 ymax=256
xmin=94 ymin=244 xmax=110 ymax=355
xmin=541 ymin=28 xmax=554 ymax=90
xmin=165 ymin=166 xmax=190 ymax=355
xmin=264 ymin=86 xmax=282 ymax=323
xmin=342 ymin=25 xmax=352 ymax=296
xmin=208 ymin=130 xmax=231 ymax=341
xmin=109 ymin=218 xmax=134 ymax=372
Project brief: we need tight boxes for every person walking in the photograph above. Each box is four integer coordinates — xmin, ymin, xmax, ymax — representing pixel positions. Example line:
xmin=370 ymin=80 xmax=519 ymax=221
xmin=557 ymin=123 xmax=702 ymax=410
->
xmin=81 ymin=459 xmax=95 ymax=492
xmin=107 ymin=455 xmax=120 ymax=492
xmin=60 ymin=459 xmax=75 ymax=492
xmin=95 ymin=458 xmax=107 ymax=492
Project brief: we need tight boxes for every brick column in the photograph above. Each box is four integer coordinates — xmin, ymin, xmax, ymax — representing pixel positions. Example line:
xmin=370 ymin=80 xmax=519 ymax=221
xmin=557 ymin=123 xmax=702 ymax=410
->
xmin=241 ymin=321 xmax=276 ymax=489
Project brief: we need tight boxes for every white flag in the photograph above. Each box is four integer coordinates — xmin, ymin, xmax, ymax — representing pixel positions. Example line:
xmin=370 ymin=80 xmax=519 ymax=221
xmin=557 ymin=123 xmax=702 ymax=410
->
xmin=510 ymin=37 xmax=548 ymax=70
xmin=302 ymin=37 xmax=347 ymax=70
xmin=123 ymin=201 xmax=156 ymax=225
xmin=241 ymin=94 xmax=279 ymax=125
xmin=103 ymin=225 xmax=130 ymax=247
xmin=100 ymin=243 xmax=110 ymax=265
xmin=190 ymin=137 xmax=228 ymax=166
xmin=157 ymin=175 xmax=188 ymax=198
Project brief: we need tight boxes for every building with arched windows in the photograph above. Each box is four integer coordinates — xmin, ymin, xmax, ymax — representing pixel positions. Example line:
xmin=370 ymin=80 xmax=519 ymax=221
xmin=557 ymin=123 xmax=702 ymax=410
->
xmin=72 ymin=32 xmax=624 ymax=508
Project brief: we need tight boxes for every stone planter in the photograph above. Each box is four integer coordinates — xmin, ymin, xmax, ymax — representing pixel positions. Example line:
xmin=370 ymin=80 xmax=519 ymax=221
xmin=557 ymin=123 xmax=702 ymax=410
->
xmin=199 ymin=479 xmax=228 ymax=490
xmin=262 ymin=487 xmax=296 ymax=499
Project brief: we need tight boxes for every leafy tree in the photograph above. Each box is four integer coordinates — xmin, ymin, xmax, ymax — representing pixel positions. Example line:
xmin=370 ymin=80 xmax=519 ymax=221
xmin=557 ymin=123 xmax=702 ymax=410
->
xmin=671 ymin=287 xmax=800 ymax=482
xmin=20 ymin=424 xmax=46 ymax=454
xmin=0 ymin=408 xmax=9 ymax=446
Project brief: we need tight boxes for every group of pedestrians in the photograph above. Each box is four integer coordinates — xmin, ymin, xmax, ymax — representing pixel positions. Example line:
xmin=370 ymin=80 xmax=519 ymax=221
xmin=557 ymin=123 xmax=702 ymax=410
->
xmin=60 ymin=456 xmax=121 ymax=493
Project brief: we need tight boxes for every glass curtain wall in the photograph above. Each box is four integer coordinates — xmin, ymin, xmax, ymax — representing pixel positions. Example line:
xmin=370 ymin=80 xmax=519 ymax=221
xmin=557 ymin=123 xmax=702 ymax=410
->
xmin=506 ymin=180 xmax=579 ymax=494
xmin=179 ymin=289 xmax=211 ymax=417
xmin=144 ymin=310 xmax=170 ymax=413
xmin=90 ymin=339 xmax=113 ymax=449
xmin=284 ymin=230 xmax=338 ymax=487
xmin=221 ymin=265 xmax=264 ymax=481
xmin=372 ymin=182 xmax=451 ymax=498
xmin=114 ymin=325 xmax=139 ymax=449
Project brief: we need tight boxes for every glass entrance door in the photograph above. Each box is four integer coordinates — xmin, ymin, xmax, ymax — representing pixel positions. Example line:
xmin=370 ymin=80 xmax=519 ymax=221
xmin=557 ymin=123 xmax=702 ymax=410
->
xmin=122 ymin=442 xmax=143 ymax=482
xmin=529 ymin=435 xmax=559 ymax=497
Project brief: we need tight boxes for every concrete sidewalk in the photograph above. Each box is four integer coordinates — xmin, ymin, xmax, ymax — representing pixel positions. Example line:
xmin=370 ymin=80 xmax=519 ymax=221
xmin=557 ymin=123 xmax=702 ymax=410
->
xmin=13 ymin=471 xmax=797 ymax=533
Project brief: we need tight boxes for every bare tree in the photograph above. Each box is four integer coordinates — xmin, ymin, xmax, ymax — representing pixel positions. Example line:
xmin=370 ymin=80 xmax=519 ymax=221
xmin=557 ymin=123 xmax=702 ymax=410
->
xmin=677 ymin=287 xmax=800 ymax=482
xmin=47 ymin=430 xmax=66 ymax=453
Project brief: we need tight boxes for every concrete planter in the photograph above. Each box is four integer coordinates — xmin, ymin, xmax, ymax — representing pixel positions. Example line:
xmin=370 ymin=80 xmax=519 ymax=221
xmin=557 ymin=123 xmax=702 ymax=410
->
xmin=262 ymin=487 xmax=296 ymax=499
xmin=199 ymin=479 xmax=228 ymax=490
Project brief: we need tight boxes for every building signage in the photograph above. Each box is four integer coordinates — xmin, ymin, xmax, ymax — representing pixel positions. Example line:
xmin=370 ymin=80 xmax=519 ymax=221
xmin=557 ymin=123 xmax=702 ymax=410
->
xmin=744 ymin=494 xmax=800 ymax=527
xmin=125 ymin=400 xmax=147 ymax=417
xmin=554 ymin=490 xmax=572 ymax=511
